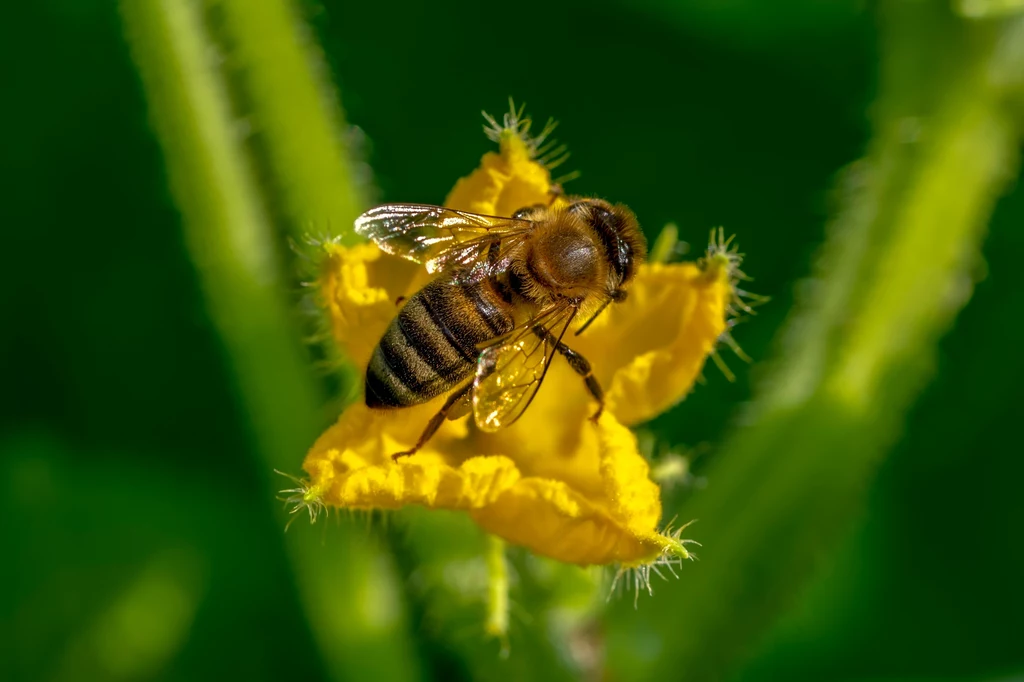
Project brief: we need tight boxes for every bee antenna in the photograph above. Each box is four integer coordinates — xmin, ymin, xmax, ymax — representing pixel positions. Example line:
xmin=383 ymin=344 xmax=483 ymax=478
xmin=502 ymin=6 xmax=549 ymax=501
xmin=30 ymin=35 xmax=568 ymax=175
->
xmin=575 ymin=297 xmax=613 ymax=336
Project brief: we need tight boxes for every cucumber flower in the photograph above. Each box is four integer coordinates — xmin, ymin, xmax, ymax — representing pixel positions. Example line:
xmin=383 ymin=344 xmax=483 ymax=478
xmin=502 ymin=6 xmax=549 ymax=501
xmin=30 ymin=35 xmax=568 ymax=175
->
xmin=294 ymin=107 xmax=746 ymax=569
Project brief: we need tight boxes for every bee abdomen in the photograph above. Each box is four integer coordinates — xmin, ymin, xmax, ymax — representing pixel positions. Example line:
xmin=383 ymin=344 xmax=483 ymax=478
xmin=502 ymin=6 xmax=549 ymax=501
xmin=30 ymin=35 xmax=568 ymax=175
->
xmin=365 ymin=277 xmax=514 ymax=409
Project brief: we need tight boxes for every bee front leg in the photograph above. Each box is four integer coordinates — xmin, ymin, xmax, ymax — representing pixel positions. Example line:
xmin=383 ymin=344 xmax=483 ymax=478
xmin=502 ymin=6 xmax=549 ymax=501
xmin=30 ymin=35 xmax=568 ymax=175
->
xmin=533 ymin=329 xmax=605 ymax=421
xmin=547 ymin=183 xmax=564 ymax=206
xmin=391 ymin=381 xmax=474 ymax=461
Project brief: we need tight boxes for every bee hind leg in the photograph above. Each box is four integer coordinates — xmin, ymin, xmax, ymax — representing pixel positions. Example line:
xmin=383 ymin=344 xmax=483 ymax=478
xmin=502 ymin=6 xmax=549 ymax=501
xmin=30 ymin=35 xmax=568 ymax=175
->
xmin=391 ymin=382 xmax=474 ymax=461
xmin=445 ymin=390 xmax=472 ymax=421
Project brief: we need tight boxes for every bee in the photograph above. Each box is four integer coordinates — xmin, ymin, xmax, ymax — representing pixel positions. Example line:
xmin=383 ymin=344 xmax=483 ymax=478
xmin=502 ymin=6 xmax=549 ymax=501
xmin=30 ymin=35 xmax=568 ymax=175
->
xmin=355 ymin=197 xmax=647 ymax=458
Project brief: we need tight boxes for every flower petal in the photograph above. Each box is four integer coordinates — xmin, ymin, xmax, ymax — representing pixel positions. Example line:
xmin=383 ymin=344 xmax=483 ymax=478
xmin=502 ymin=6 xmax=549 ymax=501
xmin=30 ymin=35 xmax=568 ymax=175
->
xmin=303 ymin=402 xmax=672 ymax=565
xmin=573 ymin=260 xmax=734 ymax=426
xmin=303 ymin=402 xmax=486 ymax=508
xmin=444 ymin=134 xmax=553 ymax=216
xmin=471 ymin=413 xmax=672 ymax=565
xmin=319 ymin=241 xmax=420 ymax=367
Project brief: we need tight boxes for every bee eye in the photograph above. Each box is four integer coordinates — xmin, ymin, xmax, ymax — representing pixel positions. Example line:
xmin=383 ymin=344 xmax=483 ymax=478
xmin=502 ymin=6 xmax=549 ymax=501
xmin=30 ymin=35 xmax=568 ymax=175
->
xmin=512 ymin=204 xmax=545 ymax=220
xmin=580 ymin=203 xmax=630 ymax=283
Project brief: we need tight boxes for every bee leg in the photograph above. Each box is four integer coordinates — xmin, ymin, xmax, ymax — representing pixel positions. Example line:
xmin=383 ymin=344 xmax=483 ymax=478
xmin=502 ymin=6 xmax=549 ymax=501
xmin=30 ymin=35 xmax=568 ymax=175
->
xmin=445 ymin=390 xmax=472 ymax=421
xmin=563 ymin=349 xmax=605 ymax=421
xmin=533 ymin=329 xmax=605 ymax=421
xmin=547 ymin=184 xmax=564 ymax=205
xmin=487 ymin=238 xmax=501 ymax=268
xmin=391 ymin=382 xmax=474 ymax=461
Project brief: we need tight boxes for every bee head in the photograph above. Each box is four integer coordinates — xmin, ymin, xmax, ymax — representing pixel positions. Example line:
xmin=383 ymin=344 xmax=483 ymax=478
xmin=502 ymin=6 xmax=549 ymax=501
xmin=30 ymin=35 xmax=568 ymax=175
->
xmin=567 ymin=199 xmax=647 ymax=295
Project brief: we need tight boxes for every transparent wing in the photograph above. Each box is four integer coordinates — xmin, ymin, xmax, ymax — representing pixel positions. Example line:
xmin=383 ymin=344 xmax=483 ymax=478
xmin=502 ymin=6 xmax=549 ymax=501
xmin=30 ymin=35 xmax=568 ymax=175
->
xmin=472 ymin=304 xmax=577 ymax=432
xmin=354 ymin=203 xmax=536 ymax=274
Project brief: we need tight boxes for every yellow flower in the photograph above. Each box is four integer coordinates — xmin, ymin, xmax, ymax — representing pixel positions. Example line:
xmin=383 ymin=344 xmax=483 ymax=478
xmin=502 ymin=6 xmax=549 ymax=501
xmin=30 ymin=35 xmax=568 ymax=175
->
xmin=300 ymin=110 xmax=742 ymax=567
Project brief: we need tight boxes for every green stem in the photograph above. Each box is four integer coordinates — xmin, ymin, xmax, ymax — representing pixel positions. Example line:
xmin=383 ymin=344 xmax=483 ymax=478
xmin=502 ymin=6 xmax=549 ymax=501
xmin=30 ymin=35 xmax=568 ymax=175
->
xmin=610 ymin=5 xmax=1023 ymax=681
xmin=648 ymin=222 xmax=680 ymax=264
xmin=208 ymin=0 xmax=368 ymax=244
xmin=118 ymin=2 xmax=422 ymax=680
xmin=485 ymin=535 xmax=510 ymax=653
xmin=393 ymin=508 xmax=584 ymax=679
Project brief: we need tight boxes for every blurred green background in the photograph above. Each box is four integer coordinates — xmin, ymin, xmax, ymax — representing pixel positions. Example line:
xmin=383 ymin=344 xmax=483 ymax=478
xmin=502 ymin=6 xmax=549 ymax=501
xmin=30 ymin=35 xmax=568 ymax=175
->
xmin=2 ymin=1 xmax=1023 ymax=681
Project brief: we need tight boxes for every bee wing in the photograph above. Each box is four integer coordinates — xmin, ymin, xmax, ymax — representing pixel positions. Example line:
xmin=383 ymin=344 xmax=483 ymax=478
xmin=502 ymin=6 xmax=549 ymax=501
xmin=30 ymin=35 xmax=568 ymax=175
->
xmin=354 ymin=203 xmax=536 ymax=274
xmin=472 ymin=303 xmax=578 ymax=432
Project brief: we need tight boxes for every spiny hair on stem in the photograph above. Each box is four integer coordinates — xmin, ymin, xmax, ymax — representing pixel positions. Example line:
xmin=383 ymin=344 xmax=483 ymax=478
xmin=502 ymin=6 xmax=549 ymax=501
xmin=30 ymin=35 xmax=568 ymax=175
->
xmin=606 ymin=520 xmax=700 ymax=608
xmin=276 ymin=470 xmax=397 ymax=533
xmin=276 ymin=469 xmax=328 ymax=530
xmin=286 ymin=232 xmax=359 ymax=385
xmin=638 ymin=431 xmax=709 ymax=493
xmin=698 ymin=227 xmax=769 ymax=382
xmin=482 ymin=98 xmax=574 ymax=171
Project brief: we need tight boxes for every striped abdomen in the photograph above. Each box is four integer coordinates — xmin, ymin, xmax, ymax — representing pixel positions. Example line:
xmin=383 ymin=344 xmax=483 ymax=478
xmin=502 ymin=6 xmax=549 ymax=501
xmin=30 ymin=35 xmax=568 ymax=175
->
xmin=365 ymin=275 xmax=515 ymax=408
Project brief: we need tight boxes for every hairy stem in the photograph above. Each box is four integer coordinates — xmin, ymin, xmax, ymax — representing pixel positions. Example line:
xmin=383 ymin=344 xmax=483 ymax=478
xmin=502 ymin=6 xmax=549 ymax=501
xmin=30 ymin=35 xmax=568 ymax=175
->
xmin=119 ymin=1 xmax=421 ymax=680
xmin=485 ymin=535 xmax=510 ymax=653
xmin=610 ymin=5 xmax=1023 ymax=681
xmin=205 ymin=0 xmax=369 ymax=245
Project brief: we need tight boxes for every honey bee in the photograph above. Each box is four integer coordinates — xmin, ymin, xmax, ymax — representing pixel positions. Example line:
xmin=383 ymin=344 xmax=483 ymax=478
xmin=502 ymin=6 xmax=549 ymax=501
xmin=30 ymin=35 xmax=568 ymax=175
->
xmin=355 ymin=197 xmax=647 ymax=458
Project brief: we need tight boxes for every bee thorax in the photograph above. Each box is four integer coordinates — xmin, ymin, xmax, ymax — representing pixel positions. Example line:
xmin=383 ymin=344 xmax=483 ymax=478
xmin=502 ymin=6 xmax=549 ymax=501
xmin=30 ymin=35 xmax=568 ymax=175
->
xmin=524 ymin=229 xmax=602 ymax=300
